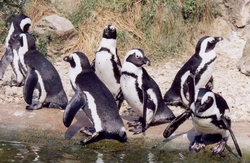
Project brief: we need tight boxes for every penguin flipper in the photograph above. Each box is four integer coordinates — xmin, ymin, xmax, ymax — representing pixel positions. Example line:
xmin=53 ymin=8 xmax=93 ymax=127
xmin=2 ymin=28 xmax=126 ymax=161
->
xmin=205 ymin=76 xmax=214 ymax=90
xmin=0 ymin=49 xmax=13 ymax=80
xmin=115 ymin=88 xmax=124 ymax=110
xmin=163 ymin=109 xmax=192 ymax=138
xmin=221 ymin=116 xmax=242 ymax=157
xmin=142 ymin=85 xmax=148 ymax=130
xmin=63 ymin=89 xmax=87 ymax=127
xmin=24 ymin=67 xmax=38 ymax=105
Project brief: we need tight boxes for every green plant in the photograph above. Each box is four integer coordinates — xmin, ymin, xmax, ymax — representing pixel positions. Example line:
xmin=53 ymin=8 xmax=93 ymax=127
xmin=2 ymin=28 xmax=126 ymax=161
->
xmin=67 ymin=0 xmax=99 ymax=30
xmin=32 ymin=32 xmax=53 ymax=62
xmin=181 ymin=0 xmax=220 ymax=23
xmin=0 ymin=0 xmax=26 ymax=43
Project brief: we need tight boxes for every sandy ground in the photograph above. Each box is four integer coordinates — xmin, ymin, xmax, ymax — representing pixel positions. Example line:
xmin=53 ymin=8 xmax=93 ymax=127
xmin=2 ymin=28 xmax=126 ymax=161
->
xmin=0 ymin=103 xmax=249 ymax=155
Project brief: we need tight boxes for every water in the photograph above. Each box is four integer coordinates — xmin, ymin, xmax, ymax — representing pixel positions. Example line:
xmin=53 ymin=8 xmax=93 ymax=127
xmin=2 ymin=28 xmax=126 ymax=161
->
xmin=0 ymin=140 xmax=248 ymax=163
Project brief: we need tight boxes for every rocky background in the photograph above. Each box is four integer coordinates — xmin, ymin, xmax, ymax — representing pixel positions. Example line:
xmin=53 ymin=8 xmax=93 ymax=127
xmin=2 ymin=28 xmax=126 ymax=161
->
xmin=0 ymin=0 xmax=250 ymax=122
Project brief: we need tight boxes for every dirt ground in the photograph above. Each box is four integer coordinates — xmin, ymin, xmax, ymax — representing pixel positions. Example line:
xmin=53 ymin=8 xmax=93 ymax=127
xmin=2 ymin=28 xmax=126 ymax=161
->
xmin=0 ymin=103 xmax=249 ymax=153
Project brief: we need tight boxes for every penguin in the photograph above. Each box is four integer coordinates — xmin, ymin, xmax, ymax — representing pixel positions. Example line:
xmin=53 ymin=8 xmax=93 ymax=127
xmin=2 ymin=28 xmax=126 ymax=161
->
xmin=163 ymin=73 xmax=242 ymax=157
xmin=91 ymin=25 xmax=123 ymax=109
xmin=0 ymin=14 xmax=31 ymax=86
xmin=164 ymin=36 xmax=223 ymax=108
xmin=63 ymin=52 xmax=127 ymax=145
xmin=8 ymin=33 xmax=68 ymax=110
xmin=120 ymin=48 xmax=176 ymax=134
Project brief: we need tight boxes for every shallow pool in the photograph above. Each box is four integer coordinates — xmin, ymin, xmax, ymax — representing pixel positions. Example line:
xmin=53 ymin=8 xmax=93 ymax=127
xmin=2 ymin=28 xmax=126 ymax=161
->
xmin=0 ymin=139 xmax=248 ymax=163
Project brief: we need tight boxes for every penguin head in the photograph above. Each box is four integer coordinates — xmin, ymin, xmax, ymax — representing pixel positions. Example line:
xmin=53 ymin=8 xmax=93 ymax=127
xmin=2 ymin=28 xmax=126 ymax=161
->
xmin=5 ymin=14 xmax=31 ymax=47
xmin=8 ymin=33 xmax=36 ymax=55
xmin=102 ymin=25 xmax=117 ymax=39
xmin=195 ymin=36 xmax=223 ymax=54
xmin=16 ymin=14 xmax=32 ymax=33
xmin=63 ymin=52 xmax=91 ymax=72
xmin=123 ymin=48 xmax=151 ymax=67
xmin=192 ymin=89 xmax=216 ymax=115
xmin=116 ymin=127 xmax=127 ymax=143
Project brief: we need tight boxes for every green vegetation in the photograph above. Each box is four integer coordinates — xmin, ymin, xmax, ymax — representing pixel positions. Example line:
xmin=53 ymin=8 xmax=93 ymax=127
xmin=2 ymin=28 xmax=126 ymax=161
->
xmin=0 ymin=0 xmax=24 ymax=43
xmin=182 ymin=0 xmax=220 ymax=23
xmin=0 ymin=0 xmax=220 ymax=61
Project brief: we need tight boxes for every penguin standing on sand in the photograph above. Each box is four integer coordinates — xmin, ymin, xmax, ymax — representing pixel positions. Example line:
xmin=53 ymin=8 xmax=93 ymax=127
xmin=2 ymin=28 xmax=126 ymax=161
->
xmin=164 ymin=36 xmax=223 ymax=108
xmin=0 ymin=14 xmax=31 ymax=86
xmin=91 ymin=25 xmax=123 ymax=109
xmin=163 ymin=74 xmax=242 ymax=157
xmin=63 ymin=52 xmax=127 ymax=145
xmin=120 ymin=48 xmax=176 ymax=134
xmin=9 ymin=33 xmax=68 ymax=110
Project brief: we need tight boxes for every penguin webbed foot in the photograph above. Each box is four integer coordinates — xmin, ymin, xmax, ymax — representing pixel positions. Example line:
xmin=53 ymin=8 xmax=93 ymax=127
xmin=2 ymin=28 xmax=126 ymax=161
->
xmin=189 ymin=135 xmax=206 ymax=152
xmin=127 ymin=117 xmax=147 ymax=134
xmin=80 ymin=126 xmax=96 ymax=136
xmin=80 ymin=132 xmax=99 ymax=145
xmin=127 ymin=120 xmax=142 ymax=127
xmin=42 ymin=102 xmax=63 ymax=109
xmin=210 ymin=138 xmax=227 ymax=155
xmin=129 ymin=125 xmax=146 ymax=135
xmin=26 ymin=103 xmax=42 ymax=110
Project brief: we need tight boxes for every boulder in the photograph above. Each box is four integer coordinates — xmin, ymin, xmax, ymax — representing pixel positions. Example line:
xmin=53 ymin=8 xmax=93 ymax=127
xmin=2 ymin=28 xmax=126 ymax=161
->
xmin=237 ymin=38 xmax=250 ymax=76
xmin=224 ymin=0 xmax=250 ymax=28
xmin=34 ymin=14 xmax=77 ymax=40
xmin=33 ymin=14 xmax=78 ymax=57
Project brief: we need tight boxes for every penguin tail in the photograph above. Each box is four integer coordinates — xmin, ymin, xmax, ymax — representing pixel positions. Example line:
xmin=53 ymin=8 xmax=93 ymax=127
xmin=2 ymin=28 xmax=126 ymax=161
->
xmin=164 ymin=90 xmax=184 ymax=107
xmin=152 ymin=103 xmax=176 ymax=125
xmin=221 ymin=117 xmax=242 ymax=157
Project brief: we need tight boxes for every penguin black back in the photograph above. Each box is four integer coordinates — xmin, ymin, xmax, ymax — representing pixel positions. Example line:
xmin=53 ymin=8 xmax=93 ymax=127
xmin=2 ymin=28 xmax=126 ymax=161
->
xmin=63 ymin=52 xmax=127 ymax=145
xmin=164 ymin=36 xmax=223 ymax=108
xmin=9 ymin=33 xmax=68 ymax=110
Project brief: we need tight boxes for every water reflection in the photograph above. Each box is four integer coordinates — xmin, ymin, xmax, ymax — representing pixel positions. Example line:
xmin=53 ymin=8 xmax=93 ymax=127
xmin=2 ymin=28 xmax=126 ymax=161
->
xmin=96 ymin=152 xmax=104 ymax=163
xmin=0 ymin=140 xmax=247 ymax=162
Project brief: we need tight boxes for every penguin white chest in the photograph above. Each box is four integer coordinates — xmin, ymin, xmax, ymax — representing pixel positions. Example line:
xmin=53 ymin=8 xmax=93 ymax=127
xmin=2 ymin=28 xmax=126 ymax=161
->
xmin=192 ymin=116 xmax=224 ymax=135
xmin=196 ymin=51 xmax=217 ymax=88
xmin=95 ymin=51 xmax=120 ymax=96
xmin=120 ymin=74 xmax=143 ymax=116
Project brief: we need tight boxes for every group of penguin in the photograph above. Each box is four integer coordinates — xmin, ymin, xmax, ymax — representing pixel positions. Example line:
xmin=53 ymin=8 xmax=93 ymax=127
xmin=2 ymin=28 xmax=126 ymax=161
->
xmin=0 ymin=14 xmax=242 ymax=157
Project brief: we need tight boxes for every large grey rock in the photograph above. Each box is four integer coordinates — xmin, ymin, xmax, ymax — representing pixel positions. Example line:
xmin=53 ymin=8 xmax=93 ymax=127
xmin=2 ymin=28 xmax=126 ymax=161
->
xmin=33 ymin=14 xmax=78 ymax=57
xmin=34 ymin=14 xmax=77 ymax=39
xmin=224 ymin=0 xmax=250 ymax=28
xmin=237 ymin=38 xmax=250 ymax=76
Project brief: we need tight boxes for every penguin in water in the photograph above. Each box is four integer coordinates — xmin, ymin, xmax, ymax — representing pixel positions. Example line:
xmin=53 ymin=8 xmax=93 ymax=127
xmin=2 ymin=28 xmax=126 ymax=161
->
xmin=120 ymin=48 xmax=176 ymax=134
xmin=63 ymin=52 xmax=127 ymax=145
xmin=163 ymin=73 xmax=242 ymax=157
xmin=91 ymin=25 xmax=124 ymax=109
xmin=8 ymin=33 xmax=68 ymax=110
xmin=0 ymin=14 xmax=31 ymax=86
xmin=164 ymin=36 xmax=223 ymax=108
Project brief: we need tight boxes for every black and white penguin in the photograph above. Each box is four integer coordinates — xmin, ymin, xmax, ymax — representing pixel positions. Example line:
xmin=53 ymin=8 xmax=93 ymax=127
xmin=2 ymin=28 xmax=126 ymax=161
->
xmin=163 ymin=73 xmax=242 ymax=157
xmin=91 ymin=25 xmax=123 ymax=109
xmin=120 ymin=48 xmax=176 ymax=134
xmin=63 ymin=52 xmax=127 ymax=145
xmin=164 ymin=36 xmax=223 ymax=108
xmin=0 ymin=14 xmax=31 ymax=86
xmin=8 ymin=33 xmax=68 ymax=110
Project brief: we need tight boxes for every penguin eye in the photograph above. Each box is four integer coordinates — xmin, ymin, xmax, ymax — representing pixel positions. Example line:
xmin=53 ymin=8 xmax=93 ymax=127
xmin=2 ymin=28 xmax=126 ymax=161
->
xmin=133 ymin=53 xmax=139 ymax=59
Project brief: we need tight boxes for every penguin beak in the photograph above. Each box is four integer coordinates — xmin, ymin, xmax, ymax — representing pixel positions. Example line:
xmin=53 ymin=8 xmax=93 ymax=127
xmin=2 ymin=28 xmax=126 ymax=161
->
xmin=214 ymin=37 xmax=223 ymax=43
xmin=143 ymin=57 xmax=151 ymax=66
xmin=63 ymin=56 xmax=70 ymax=62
